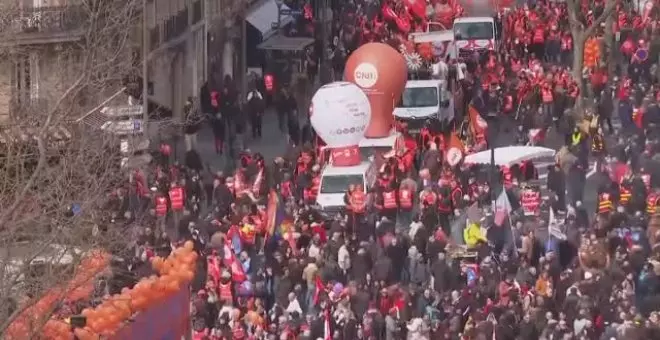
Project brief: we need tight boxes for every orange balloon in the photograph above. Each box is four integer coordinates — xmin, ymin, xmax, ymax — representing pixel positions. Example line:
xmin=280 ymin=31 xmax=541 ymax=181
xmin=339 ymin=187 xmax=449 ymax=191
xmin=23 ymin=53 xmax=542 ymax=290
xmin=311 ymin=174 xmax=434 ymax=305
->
xmin=344 ymin=42 xmax=408 ymax=138
xmin=81 ymin=308 xmax=95 ymax=317
xmin=161 ymin=275 xmax=181 ymax=292
xmin=88 ymin=318 xmax=104 ymax=333
xmin=180 ymin=269 xmax=194 ymax=282
xmin=74 ymin=327 xmax=98 ymax=340
xmin=184 ymin=240 xmax=195 ymax=250
xmin=151 ymin=256 xmax=164 ymax=271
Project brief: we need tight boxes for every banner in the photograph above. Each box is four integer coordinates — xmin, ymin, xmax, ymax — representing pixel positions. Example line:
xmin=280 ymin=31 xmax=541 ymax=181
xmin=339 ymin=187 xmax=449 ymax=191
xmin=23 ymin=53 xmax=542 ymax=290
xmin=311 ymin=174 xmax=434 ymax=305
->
xmin=111 ymin=285 xmax=191 ymax=340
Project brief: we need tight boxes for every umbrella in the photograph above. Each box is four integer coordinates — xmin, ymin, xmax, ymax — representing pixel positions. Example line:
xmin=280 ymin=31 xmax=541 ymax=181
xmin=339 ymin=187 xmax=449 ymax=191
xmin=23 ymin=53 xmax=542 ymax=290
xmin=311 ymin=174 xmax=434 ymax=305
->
xmin=464 ymin=146 xmax=556 ymax=167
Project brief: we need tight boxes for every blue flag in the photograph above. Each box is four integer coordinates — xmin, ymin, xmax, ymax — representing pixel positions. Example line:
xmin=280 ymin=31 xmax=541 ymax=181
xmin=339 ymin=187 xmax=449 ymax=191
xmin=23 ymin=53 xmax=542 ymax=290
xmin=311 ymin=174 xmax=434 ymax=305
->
xmin=232 ymin=232 xmax=242 ymax=254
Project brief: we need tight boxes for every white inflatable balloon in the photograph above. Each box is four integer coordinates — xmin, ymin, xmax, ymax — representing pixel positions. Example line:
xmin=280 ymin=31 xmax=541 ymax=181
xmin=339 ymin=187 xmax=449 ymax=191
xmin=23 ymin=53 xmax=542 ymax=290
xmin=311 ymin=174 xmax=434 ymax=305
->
xmin=310 ymin=82 xmax=371 ymax=148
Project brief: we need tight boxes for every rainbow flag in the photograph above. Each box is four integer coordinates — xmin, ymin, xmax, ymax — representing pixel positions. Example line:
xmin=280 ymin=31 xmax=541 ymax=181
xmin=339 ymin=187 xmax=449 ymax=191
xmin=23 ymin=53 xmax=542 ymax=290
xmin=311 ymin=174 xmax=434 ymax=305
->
xmin=266 ymin=190 xmax=291 ymax=238
xmin=265 ymin=190 xmax=297 ymax=253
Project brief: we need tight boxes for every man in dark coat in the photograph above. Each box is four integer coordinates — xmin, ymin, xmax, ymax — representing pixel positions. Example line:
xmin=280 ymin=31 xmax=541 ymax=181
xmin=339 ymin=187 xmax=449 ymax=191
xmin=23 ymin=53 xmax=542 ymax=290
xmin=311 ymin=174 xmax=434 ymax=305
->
xmin=246 ymin=86 xmax=265 ymax=139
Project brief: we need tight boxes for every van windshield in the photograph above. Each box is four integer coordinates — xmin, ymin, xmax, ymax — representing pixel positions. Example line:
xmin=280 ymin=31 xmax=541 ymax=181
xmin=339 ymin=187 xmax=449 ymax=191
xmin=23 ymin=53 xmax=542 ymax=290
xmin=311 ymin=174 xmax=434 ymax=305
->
xmin=398 ymin=87 xmax=438 ymax=108
xmin=454 ymin=22 xmax=494 ymax=41
xmin=320 ymin=174 xmax=364 ymax=194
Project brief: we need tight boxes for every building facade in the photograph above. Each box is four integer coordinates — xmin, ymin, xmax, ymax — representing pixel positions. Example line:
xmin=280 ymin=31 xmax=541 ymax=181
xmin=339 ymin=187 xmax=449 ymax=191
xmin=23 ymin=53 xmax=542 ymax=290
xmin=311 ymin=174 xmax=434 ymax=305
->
xmin=0 ymin=0 xmax=86 ymax=122
xmin=145 ymin=0 xmax=240 ymax=121
xmin=0 ymin=0 xmax=239 ymax=124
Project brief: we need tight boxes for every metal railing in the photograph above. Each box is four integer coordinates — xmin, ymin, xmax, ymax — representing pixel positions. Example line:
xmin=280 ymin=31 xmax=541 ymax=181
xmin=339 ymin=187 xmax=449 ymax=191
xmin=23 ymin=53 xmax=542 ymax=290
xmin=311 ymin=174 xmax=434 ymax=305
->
xmin=0 ymin=5 xmax=86 ymax=35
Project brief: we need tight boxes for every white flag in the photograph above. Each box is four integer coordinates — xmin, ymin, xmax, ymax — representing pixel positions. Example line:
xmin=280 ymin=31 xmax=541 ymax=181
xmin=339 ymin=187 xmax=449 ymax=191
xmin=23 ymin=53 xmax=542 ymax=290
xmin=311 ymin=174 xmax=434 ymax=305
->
xmin=548 ymin=209 xmax=567 ymax=240
xmin=494 ymin=187 xmax=512 ymax=226
xmin=324 ymin=309 xmax=331 ymax=340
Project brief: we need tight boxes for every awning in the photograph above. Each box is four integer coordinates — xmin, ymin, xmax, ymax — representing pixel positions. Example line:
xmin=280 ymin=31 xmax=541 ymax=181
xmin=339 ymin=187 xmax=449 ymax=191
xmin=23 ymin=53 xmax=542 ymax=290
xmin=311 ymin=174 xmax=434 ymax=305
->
xmin=246 ymin=0 xmax=294 ymax=38
xmin=257 ymin=35 xmax=314 ymax=51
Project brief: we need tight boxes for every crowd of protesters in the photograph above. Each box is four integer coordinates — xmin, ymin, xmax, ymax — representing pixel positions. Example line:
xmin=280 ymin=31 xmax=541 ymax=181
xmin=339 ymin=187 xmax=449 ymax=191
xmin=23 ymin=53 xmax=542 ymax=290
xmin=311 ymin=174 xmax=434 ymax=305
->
xmin=88 ymin=0 xmax=660 ymax=340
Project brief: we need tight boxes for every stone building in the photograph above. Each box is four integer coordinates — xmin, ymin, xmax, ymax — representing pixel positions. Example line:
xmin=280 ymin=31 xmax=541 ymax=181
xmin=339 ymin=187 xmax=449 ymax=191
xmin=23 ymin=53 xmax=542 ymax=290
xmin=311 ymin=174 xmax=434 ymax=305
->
xmin=0 ymin=0 xmax=236 ymax=124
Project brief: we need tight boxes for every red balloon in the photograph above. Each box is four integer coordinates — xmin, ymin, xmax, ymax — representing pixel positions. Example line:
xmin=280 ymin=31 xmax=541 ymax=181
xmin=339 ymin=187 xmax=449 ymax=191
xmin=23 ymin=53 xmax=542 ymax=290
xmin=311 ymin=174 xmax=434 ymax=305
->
xmin=395 ymin=17 xmax=411 ymax=33
xmin=382 ymin=5 xmax=398 ymax=22
xmin=344 ymin=43 xmax=408 ymax=138
xmin=405 ymin=0 xmax=427 ymax=19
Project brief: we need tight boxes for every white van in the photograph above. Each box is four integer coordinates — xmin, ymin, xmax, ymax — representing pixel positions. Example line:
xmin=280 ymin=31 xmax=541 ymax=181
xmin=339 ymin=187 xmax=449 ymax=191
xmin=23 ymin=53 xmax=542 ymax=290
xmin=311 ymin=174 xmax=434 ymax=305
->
xmin=315 ymin=161 xmax=377 ymax=217
xmin=319 ymin=131 xmax=404 ymax=167
xmin=393 ymin=79 xmax=454 ymax=133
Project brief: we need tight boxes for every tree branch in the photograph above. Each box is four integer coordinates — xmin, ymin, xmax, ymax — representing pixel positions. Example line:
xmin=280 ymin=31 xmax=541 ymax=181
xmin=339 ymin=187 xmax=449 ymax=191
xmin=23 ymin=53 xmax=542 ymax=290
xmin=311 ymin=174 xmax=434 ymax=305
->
xmin=0 ymin=75 xmax=83 ymax=230
xmin=584 ymin=0 xmax=617 ymax=39
xmin=565 ymin=0 xmax=582 ymax=29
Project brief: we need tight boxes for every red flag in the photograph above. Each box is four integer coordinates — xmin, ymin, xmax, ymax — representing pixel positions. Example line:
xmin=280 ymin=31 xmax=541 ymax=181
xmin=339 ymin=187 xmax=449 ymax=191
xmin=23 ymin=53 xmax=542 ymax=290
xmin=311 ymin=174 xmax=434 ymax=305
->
xmin=445 ymin=132 xmax=465 ymax=166
xmin=207 ymin=254 xmax=222 ymax=286
xmin=314 ymin=275 xmax=326 ymax=304
xmin=468 ymin=105 xmax=488 ymax=139
xmin=222 ymin=243 xmax=247 ymax=282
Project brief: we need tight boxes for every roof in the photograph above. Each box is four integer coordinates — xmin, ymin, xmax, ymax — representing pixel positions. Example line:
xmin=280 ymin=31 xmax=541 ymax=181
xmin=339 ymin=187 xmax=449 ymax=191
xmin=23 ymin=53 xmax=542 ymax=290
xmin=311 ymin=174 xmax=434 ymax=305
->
xmin=322 ymin=161 xmax=373 ymax=176
xmin=454 ymin=17 xmax=495 ymax=24
xmin=404 ymin=80 xmax=443 ymax=89
xmin=358 ymin=131 xmax=401 ymax=148
xmin=257 ymin=35 xmax=315 ymax=51
xmin=246 ymin=0 xmax=295 ymax=38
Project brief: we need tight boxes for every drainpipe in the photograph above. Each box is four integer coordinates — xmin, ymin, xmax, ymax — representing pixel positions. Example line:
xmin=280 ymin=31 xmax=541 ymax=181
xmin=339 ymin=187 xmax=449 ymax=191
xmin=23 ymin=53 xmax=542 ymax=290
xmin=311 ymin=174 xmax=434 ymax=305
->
xmin=142 ymin=0 xmax=149 ymax=133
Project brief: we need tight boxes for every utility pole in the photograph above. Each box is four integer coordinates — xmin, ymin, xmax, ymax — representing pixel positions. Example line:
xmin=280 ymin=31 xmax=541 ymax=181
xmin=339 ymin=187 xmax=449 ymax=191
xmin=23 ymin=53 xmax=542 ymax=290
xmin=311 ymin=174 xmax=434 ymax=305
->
xmin=141 ymin=0 xmax=149 ymax=133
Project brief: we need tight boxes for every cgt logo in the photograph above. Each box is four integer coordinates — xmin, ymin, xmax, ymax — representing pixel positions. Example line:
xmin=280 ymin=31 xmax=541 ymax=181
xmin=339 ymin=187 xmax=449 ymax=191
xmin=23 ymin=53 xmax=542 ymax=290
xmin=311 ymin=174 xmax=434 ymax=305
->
xmin=353 ymin=63 xmax=378 ymax=88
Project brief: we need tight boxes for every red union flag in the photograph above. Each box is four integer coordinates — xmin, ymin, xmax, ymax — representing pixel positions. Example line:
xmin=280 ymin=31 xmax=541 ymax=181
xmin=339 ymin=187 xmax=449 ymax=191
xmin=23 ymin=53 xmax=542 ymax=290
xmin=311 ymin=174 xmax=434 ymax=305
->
xmin=445 ymin=132 xmax=464 ymax=166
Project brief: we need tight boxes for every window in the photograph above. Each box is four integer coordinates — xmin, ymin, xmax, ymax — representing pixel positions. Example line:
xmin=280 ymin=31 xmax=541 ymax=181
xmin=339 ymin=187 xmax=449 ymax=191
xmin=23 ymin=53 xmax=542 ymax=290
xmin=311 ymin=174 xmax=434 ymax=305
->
xmin=14 ymin=53 xmax=39 ymax=107
xmin=454 ymin=22 xmax=494 ymax=41
xmin=398 ymin=87 xmax=439 ymax=108
xmin=320 ymin=174 xmax=364 ymax=194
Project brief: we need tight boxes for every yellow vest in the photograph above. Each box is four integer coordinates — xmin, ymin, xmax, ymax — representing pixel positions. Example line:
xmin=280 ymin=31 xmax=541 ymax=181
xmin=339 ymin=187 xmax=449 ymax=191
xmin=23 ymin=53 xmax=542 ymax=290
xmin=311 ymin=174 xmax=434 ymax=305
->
xmin=571 ymin=133 xmax=582 ymax=146
xmin=464 ymin=223 xmax=485 ymax=248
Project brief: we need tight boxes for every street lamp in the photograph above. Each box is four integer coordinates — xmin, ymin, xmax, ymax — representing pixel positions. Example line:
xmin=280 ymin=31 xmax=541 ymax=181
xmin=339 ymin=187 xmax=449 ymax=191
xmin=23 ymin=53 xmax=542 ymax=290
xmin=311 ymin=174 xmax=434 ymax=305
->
xmin=486 ymin=112 xmax=498 ymax=205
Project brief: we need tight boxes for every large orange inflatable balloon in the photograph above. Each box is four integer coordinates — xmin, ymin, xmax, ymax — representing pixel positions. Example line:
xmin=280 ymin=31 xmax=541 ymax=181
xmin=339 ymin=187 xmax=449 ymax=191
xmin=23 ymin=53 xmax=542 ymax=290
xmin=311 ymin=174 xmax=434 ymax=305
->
xmin=344 ymin=43 xmax=407 ymax=138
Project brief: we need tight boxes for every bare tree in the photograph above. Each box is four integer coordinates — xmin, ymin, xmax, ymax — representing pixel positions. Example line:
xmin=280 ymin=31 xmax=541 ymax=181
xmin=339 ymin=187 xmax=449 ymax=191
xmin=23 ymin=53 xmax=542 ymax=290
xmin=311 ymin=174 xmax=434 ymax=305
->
xmin=0 ymin=0 xmax=145 ymax=337
xmin=566 ymin=0 xmax=616 ymax=106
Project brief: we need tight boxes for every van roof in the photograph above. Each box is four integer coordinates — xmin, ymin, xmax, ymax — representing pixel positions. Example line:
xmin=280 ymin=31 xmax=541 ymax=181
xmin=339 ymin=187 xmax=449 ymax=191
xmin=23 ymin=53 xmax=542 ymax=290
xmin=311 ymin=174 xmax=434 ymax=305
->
xmin=409 ymin=30 xmax=453 ymax=43
xmin=454 ymin=17 xmax=495 ymax=24
xmin=322 ymin=161 xmax=372 ymax=176
xmin=404 ymin=80 xmax=443 ymax=88
xmin=358 ymin=131 xmax=401 ymax=148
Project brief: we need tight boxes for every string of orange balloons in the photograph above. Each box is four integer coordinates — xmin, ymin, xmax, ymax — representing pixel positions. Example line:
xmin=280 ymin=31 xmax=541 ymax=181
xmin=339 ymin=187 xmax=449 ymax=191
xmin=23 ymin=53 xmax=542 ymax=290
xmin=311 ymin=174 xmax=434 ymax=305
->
xmin=71 ymin=241 xmax=197 ymax=340
xmin=5 ymin=250 xmax=111 ymax=340
xmin=7 ymin=242 xmax=197 ymax=340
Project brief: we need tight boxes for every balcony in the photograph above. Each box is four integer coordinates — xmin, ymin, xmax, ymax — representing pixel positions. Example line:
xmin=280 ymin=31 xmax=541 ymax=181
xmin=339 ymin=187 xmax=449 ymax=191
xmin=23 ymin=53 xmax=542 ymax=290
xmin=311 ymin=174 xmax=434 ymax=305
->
xmin=0 ymin=5 xmax=86 ymax=45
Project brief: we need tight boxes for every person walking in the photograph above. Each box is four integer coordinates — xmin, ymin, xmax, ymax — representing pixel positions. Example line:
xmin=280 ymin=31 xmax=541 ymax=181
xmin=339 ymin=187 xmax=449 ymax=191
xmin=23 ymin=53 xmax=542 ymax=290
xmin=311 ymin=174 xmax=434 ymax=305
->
xmin=246 ymin=86 xmax=265 ymax=140
xmin=276 ymin=87 xmax=296 ymax=133
xmin=183 ymin=97 xmax=202 ymax=152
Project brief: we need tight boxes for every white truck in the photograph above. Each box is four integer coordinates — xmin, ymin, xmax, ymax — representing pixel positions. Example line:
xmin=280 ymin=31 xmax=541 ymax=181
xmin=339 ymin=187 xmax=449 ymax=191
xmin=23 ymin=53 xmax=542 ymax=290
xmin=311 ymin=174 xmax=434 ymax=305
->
xmin=393 ymin=79 xmax=454 ymax=133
